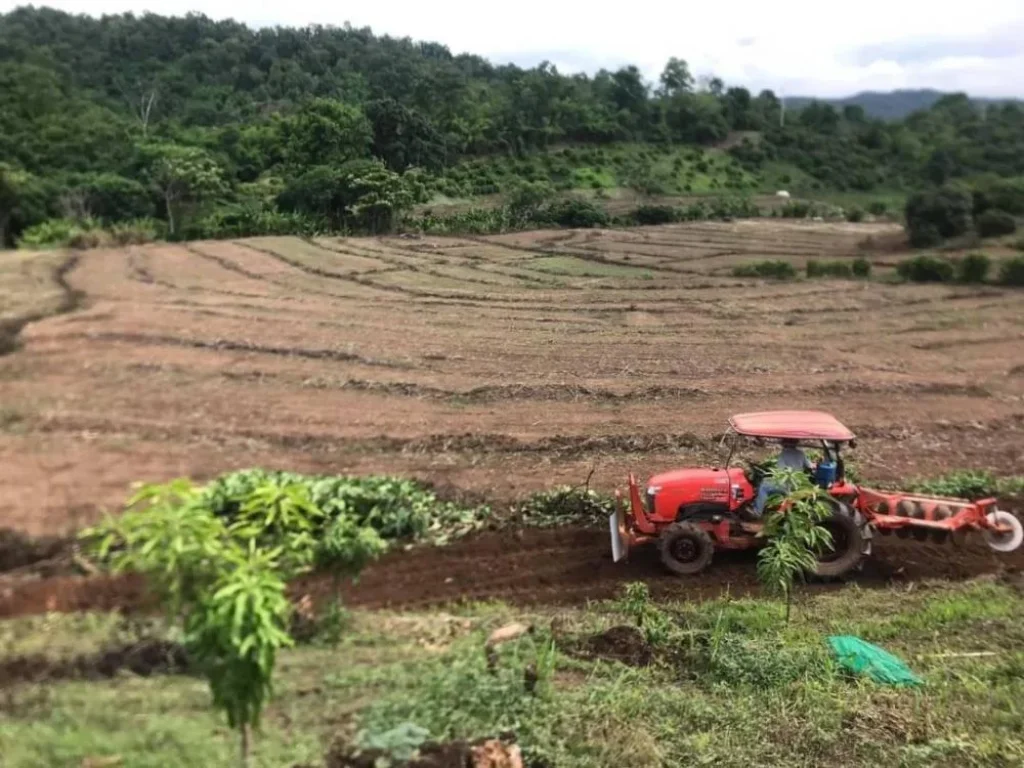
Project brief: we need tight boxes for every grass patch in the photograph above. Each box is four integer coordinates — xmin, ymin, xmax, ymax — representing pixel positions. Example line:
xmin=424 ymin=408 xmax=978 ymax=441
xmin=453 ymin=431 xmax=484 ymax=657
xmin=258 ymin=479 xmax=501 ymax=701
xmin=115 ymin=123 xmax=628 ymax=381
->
xmin=4 ymin=581 xmax=1023 ymax=767
xmin=732 ymin=260 xmax=797 ymax=279
xmin=528 ymin=255 xmax=652 ymax=279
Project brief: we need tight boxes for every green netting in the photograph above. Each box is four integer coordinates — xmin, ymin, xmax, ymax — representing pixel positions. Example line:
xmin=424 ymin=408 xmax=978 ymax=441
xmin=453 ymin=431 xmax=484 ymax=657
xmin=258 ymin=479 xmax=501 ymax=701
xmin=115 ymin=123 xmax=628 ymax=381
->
xmin=827 ymin=635 xmax=923 ymax=687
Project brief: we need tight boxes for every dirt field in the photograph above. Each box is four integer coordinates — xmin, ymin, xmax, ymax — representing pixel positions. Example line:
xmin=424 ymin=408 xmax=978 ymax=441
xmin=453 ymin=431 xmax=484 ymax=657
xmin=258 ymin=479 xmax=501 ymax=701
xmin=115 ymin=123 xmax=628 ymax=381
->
xmin=1 ymin=220 xmax=1023 ymax=606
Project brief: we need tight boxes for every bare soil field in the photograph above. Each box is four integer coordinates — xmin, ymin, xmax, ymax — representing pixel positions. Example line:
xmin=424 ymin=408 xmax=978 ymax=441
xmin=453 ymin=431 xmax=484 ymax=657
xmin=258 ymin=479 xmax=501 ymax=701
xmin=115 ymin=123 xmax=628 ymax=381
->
xmin=2 ymin=220 xmax=1023 ymax=609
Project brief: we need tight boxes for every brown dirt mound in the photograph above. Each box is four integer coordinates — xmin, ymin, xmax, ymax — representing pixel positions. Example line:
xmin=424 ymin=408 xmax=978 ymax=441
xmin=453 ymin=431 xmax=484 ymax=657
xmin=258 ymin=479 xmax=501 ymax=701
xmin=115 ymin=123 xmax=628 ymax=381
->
xmin=0 ymin=528 xmax=70 ymax=574
xmin=0 ymin=639 xmax=189 ymax=686
xmin=572 ymin=625 xmax=653 ymax=667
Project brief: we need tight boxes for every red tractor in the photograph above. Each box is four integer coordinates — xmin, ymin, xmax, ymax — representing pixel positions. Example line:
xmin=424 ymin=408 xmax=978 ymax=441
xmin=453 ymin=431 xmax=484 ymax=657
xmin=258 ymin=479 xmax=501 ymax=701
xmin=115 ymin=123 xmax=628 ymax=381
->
xmin=610 ymin=410 xmax=1023 ymax=578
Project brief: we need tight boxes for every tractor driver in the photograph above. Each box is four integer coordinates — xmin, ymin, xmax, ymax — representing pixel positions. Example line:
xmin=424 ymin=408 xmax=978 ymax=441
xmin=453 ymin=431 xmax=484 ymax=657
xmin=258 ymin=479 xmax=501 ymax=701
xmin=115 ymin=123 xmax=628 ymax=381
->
xmin=753 ymin=438 xmax=812 ymax=516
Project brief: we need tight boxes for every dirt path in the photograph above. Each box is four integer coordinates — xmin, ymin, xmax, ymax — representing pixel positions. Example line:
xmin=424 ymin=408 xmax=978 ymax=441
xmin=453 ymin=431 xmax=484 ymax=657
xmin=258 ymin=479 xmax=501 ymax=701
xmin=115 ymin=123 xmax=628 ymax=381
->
xmin=3 ymin=526 xmax=1020 ymax=619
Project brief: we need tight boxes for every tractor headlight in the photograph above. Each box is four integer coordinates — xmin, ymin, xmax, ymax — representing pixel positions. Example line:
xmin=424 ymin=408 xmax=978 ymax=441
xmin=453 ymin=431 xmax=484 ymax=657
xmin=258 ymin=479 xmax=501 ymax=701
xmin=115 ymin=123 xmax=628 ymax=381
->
xmin=647 ymin=485 xmax=662 ymax=495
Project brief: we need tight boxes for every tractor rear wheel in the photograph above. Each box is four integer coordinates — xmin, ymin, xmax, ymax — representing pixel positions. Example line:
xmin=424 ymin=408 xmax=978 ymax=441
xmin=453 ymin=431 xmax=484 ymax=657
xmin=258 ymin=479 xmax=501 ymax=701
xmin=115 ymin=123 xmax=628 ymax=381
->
xmin=812 ymin=503 xmax=868 ymax=579
xmin=659 ymin=523 xmax=714 ymax=575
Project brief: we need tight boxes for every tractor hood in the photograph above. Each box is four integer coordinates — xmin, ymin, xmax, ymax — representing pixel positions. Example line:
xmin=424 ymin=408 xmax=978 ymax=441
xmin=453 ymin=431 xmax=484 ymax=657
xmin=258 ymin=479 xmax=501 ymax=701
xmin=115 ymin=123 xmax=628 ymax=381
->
xmin=644 ymin=467 xmax=751 ymax=522
xmin=646 ymin=467 xmax=733 ymax=495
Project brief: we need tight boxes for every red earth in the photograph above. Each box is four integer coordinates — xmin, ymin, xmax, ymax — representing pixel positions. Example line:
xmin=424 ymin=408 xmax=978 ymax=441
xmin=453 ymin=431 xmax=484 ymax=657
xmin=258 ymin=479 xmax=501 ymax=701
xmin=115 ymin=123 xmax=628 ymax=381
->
xmin=1 ymin=222 xmax=1022 ymax=615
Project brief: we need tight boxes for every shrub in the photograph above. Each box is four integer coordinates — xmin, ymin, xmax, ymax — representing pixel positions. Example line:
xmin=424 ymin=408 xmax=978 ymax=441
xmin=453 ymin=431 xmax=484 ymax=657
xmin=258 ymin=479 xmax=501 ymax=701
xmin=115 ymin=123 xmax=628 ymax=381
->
xmin=851 ymin=258 xmax=872 ymax=278
xmin=538 ymin=198 xmax=609 ymax=229
xmin=867 ymin=200 xmax=888 ymax=216
xmin=845 ymin=206 xmax=865 ymax=223
xmin=779 ymin=201 xmax=812 ymax=218
xmin=897 ymin=255 xmax=954 ymax=283
xmin=630 ymin=204 xmax=679 ymax=225
xmin=975 ymin=209 xmax=1017 ymax=238
xmin=17 ymin=217 xmax=107 ymax=248
xmin=904 ymin=186 xmax=973 ymax=246
xmin=908 ymin=222 xmax=942 ymax=248
xmin=956 ymin=252 xmax=991 ymax=283
xmin=733 ymin=260 xmax=797 ymax=279
xmin=998 ymin=256 xmax=1024 ymax=287
xmin=110 ymin=218 xmax=166 ymax=245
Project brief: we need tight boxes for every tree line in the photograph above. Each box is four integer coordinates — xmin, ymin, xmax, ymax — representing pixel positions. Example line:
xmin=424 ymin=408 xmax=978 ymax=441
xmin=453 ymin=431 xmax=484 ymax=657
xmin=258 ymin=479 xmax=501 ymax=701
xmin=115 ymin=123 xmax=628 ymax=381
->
xmin=1 ymin=5 xmax=1022 ymax=245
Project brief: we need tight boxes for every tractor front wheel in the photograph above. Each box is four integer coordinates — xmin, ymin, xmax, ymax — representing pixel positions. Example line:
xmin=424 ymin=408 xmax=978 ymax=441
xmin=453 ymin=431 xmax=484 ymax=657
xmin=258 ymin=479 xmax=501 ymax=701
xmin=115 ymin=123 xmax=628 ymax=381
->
xmin=812 ymin=504 xmax=866 ymax=579
xmin=659 ymin=523 xmax=714 ymax=575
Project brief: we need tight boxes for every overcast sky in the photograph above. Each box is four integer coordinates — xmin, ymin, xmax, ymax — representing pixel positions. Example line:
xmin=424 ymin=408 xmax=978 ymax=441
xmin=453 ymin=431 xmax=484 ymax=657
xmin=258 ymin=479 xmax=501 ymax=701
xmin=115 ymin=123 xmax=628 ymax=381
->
xmin=6 ymin=1 xmax=1024 ymax=98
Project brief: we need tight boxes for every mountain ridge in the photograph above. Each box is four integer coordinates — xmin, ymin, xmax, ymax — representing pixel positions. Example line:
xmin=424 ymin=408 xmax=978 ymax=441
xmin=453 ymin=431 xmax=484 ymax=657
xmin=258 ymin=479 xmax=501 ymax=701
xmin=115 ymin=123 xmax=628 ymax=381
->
xmin=785 ymin=89 xmax=1021 ymax=120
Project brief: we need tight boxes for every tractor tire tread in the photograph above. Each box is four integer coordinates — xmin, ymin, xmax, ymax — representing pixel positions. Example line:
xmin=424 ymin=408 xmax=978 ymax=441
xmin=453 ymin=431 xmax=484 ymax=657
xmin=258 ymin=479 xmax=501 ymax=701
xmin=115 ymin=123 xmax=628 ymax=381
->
xmin=659 ymin=522 xmax=715 ymax=576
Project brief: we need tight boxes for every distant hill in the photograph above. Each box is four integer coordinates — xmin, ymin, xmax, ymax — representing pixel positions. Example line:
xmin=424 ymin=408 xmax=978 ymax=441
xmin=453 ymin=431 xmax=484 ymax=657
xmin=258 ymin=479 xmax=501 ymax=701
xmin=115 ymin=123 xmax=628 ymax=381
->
xmin=785 ymin=89 xmax=1020 ymax=121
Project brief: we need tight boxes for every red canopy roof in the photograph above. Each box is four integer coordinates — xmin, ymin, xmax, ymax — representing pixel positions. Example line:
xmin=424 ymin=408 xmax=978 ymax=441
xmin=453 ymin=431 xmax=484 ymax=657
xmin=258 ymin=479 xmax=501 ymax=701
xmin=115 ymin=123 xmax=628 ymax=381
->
xmin=729 ymin=411 xmax=855 ymax=442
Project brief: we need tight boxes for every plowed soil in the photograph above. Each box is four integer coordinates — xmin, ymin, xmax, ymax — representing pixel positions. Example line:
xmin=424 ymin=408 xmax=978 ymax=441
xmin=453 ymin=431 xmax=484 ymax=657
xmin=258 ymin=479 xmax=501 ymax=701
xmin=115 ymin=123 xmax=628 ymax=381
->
xmin=2 ymin=523 xmax=1021 ymax=619
xmin=2 ymin=222 xmax=1023 ymax=614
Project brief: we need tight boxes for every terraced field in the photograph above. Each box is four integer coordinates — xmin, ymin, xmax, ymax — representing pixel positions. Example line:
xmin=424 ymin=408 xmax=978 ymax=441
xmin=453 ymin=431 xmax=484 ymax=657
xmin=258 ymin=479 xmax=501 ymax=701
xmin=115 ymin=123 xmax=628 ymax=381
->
xmin=3 ymin=220 xmax=1024 ymax=541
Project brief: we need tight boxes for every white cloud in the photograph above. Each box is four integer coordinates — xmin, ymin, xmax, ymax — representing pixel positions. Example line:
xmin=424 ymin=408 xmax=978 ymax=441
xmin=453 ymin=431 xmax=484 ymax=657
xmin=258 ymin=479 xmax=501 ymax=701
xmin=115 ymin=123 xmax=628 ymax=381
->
xmin=5 ymin=0 xmax=1024 ymax=97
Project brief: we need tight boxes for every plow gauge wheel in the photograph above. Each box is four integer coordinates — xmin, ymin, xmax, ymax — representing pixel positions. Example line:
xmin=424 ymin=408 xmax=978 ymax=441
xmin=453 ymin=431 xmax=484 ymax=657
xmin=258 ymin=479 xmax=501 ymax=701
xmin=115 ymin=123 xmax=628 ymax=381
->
xmin=984 ymin=510 xmax=1023 ymax=553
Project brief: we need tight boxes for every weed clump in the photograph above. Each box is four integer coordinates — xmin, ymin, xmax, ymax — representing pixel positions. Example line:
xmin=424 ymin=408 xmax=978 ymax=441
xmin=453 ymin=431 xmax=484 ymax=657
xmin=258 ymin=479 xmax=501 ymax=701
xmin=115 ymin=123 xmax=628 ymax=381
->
xmin=733 ymin=260 xmax=797 ymax=279
xmin=512 ymin=486 xmax=614 ymax=528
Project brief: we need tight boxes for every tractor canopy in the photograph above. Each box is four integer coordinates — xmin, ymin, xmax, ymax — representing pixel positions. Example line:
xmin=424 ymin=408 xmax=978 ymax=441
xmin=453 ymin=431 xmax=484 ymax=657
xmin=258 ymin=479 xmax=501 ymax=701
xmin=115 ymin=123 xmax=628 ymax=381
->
xmin=728 ymin=410 xmax=855 ymax=443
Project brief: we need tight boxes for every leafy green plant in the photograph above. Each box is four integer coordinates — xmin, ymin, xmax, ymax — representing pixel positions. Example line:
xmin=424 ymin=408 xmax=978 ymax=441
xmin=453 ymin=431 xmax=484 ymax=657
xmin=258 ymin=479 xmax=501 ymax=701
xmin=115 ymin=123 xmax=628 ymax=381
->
xmin=998 ymin=256 xmax=1024 ymax=287
xmin=975 ymin=208 xmax=1017 ymax=238
xmin=354 ymin=722 xmax=430 ymax=764
xmin=81 ymin=472 xmax=411 ymax=767
xmin=84 ymin=480 xmax=293 ymax=767
xmin=614 ymin=582 xmax=673 ymax=646
xmin=897 ymin=254 xmax=954 ymax=283
xmin=629 ymin=204 xmax=679 ymax=225
xmin=512 ymin=486 xmax=614 ymax=528
xmin=904 ymin=470 xmax=1024 ymax=500
xmin=732 ymin=260 xmax=796 ymax=279
xmin=851 ymin=257 xmax=872 ymax=277
xmin=184 ymin=541 xmax=293 ymax=767
xmin=755 ymin=468 xmax=834 ymax=622
xmin=956 ymin=252 xmax=991 ymax=283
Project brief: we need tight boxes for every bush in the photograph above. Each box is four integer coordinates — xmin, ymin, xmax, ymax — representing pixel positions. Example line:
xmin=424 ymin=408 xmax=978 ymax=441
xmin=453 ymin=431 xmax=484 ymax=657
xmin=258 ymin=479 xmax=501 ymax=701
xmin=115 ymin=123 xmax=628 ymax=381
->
xmin=17 ymin=217 xmax=107 ymax=249
xmin=956 ymin=252 xmax=991 ymax=283
xmin=975 ymin=209 xmax=1017 ymax=238
xmin=630 ymin=205 xmax=679 ymax=226
xmin=733 ymin=260 xmax=797 ymax=279
xmin=537 ymin=198 xmax=609 ymax=229
xmin=779 ymin=201 xmax=813 ymax=218
xmin=110 ymin=218 xmax=166 ymax=245
xmin=851 ymin=258 xmax=872 ymax=278
xmin=897 ymin=255 xmax=954 ymax=283
xmin=845 ymin=207 xmax=865 ymax=223
xmin=998 ymin=256 xmax=1024 ymax=287
xmin=904 ymin=186 xmax=973 ymax=246
xmin=867 ymin=200 xmax=888 ymax=216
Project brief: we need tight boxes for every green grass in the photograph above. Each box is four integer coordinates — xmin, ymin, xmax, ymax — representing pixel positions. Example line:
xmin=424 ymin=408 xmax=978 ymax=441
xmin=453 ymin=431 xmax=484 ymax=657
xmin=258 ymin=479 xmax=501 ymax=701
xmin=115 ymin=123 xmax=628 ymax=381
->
xmin=527 ymin=255 xmax=653 ymax=279
xmin=3 ymin=580 xmax=1023 ymax=767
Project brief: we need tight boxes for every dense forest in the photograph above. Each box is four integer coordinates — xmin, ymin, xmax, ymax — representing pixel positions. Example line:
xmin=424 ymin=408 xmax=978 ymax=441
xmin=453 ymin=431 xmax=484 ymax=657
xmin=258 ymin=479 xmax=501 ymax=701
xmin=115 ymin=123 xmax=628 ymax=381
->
xmin=1 ymin=5 xmax=1023 ymax=246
